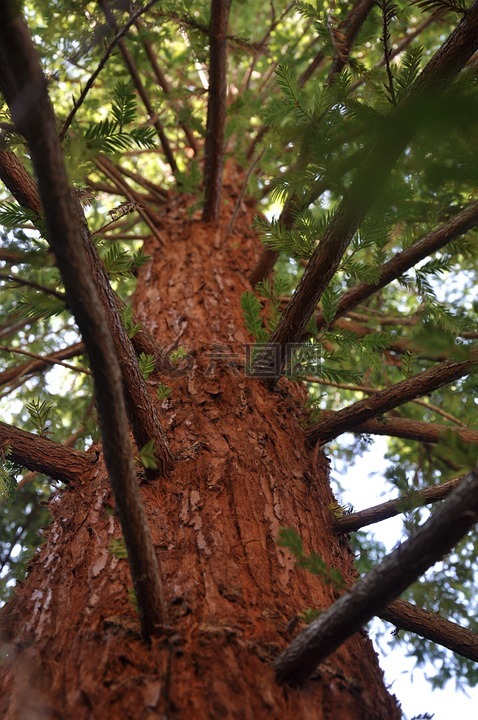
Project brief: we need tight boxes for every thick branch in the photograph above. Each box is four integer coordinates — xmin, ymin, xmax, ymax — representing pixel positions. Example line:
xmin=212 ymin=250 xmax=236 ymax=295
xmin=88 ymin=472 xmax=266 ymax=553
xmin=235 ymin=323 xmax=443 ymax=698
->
xmin=0 ymin=421 xmax=94 ymax=483
xmin=202 ymin=0 xmax=231 ymax=223
xmin=259 ymin=4 xmax=478 ymax=383
xmin=0 ymin=7 xmax=168 ymax=637
xmin=334 ymin=476 xmax=462 ymax=533
xmin=316 ymin=201 xmax=478 ymax=329
xmin=352 ymin=415 xmax=478 ymax=445
xmin=379 ymin=599 xmax=478 ymax=663
xmin=274 ymin=466 xmax=478 ymax=685
xmin=308 ymin=349 xmax=478 ymax=444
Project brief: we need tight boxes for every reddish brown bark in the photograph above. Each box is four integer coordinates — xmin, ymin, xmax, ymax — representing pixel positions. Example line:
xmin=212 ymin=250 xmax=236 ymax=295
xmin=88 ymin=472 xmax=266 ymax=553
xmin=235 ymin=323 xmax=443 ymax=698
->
xmin=0 ymin=193 xmax=399 ymax=719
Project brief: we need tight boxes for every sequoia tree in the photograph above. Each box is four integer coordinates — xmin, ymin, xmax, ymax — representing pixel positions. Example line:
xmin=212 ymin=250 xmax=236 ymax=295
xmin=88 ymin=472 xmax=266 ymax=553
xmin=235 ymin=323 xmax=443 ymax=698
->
xmin=1 ymin=1 xmax=478 ymax=718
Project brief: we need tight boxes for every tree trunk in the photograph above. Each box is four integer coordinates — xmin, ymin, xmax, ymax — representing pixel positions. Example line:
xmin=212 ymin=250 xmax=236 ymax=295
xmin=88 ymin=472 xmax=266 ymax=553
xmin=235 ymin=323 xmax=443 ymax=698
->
xmin=0 ymin=181 xmax=400 ymax=719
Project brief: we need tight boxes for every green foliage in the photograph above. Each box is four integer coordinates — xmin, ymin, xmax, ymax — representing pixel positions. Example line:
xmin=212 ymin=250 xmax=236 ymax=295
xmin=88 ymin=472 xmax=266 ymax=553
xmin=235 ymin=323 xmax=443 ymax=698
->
xmin=25 ymin=399 xmax=55 ymax=437
xmin=138 ymin=440 xmax=157 ymax=470
xmin=156 ymin=383 xmax=172 ymax=401
xmin=240 ymin=291 xmax=268 ymax=342
xmin=169 ymin=347 xmax=188 ymax=365
xmin=108 ymin=537 xmax=128 ymax=560
xmin=83 ymin=80 xmax=156 ymax=155
xmin=138 ymin=352 xmax=156 ymax=381
xmin=277 ymin=527 xmax=345 ymax=589
xmin=120 ymin=303 xmax=142 ymax=338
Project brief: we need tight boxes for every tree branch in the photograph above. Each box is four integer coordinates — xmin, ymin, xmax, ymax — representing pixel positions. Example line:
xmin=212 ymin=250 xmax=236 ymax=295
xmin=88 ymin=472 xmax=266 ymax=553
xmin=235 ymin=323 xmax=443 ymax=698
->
xmin=274 ymin=466 xmax=478 ymax=685
xmin=99 ymin=0 xmax=177 ymax=175
xmin=0 ymin=342 xmax=85 ymax=388
xmin=379 ymin=598 xmax=478 ymax=664
xmin=0 ymin=142 xmax=171 ymax=378
xmin=0 ymin=421 xmax=95 ymax=484
xmin=316 ymin=201 xmax=478 ymax=329
xmin=257 ymin=4 xmax=478 ymax=384
xmin=307 ymin=349 xmax=478 ymax=444
xmin=334 ymin=476 xmax=462 ymax=533
xmin=134 ymin=17 xmax=199 ymax=155
xmin=0 ymin=271 xmax=66 ymax=300
xmin=351 ymin=415 xmax=478 ymax=445
xmin=298 ymin=0 xmax=375 ymax=87
xmin=0 ymin=6 xmax=168 ymax=637
xmin=59 ymin=0 xmax=160 ymax=141
xmin=202 ymin=0 xmax=232 ymax=223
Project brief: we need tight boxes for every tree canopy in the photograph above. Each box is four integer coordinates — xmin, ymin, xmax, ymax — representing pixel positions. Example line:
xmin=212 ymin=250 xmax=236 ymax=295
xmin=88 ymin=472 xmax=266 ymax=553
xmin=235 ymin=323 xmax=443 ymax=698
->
xmin=1 ymin=0 xmax=478 ymax=703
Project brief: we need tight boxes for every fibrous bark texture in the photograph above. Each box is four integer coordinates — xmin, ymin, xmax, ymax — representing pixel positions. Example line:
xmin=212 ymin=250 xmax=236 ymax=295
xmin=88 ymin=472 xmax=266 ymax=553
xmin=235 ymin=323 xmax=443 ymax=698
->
xmin=0 ymin=187 xmax=399 ymax=719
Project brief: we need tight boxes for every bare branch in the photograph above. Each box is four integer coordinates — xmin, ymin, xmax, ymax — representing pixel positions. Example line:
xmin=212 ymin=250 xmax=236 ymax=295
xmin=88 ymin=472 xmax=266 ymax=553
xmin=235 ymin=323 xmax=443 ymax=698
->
xmin=134 ymin=17 xmax=199 ymax=155
xmin=0 ymin=271 xmax=66 ymax=300
xmin=316 ymin=201 xmax=478 ymax=329
xmin=334 ymin=476 xmax=462 ymax=533
xmin=308 ymin=349 xmax=478 ymax=444
xmin=257 ymin=5 xmax=478 ymax=384
xmin=99 ymin=0 xmax=177 ymax=174
xmin=274 ymin=466 xmax=478 ymax=685
xmin=0 ymin=342 xmax=85 ymax=388
xmin=202 ymin=0 xmax=232 ymax=223
xmin=379 ymin=599 xmax=478 ymax=663
xmin=351 ymin=415 xmax=478 ymax=445
xmin=0 ymin=7 xmax=169 ymax=636
xmin=59 ymin=0 xmax=160 ymax=140
xmin=0 ymin=421 xmax=95 ymax=484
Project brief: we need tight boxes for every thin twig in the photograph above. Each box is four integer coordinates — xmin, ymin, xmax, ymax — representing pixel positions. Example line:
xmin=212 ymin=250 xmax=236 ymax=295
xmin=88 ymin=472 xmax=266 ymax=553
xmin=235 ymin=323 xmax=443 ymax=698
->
xmin=334 ymin=476 xmax=462 ymax=533
xmin=0 ymin=344 xmax=91 ymax=376
xmin=59 ymin=0 xmax=160 ymax=140
xmin=0 ymin=271 xmax=66 ymax=300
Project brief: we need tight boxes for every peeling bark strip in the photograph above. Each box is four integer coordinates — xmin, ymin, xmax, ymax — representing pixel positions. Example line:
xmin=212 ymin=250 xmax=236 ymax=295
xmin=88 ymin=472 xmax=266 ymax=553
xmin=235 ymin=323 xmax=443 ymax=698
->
xmin=0 ymin=8 xmax=167 ymax=637
xmin=274 ymin=467 xmax=478 ymax=685
xmin=260 ymin=2 xmax=478 ymax=383
xmin=0 ymin=421 xmax=94 ymax=483
xmin=308 ymin=349 xmax=478 ymax=444
xmin=334 ymin=476 xmax=462 ymax=533
xmin=380 ymin=599 xmax=478 ymax=663
xmin=202 ymin=0 xmax=231 ymax=223
xmin=316 ymin=200 xmax=478 ymax=329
